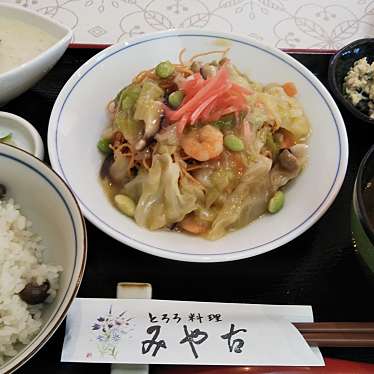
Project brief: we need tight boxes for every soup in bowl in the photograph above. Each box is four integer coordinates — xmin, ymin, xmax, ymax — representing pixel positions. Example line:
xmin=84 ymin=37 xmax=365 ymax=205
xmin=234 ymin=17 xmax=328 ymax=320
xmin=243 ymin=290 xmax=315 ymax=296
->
xmin=0 ymin=4 xmax=72 ymax=106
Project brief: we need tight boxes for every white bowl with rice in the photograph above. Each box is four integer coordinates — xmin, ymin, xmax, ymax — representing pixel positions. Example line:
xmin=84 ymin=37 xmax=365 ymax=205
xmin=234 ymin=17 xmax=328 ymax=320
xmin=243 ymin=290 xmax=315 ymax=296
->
xmin=0 ymin=143 xmax=86 ymax=373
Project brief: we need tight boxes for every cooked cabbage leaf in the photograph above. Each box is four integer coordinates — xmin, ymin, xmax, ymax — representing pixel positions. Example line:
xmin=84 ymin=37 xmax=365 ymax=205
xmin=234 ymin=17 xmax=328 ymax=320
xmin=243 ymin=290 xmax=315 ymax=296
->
xmin=207 ymin=156 xmax=272 ymax=240
xmin=125 ymin=153 xmax=204 ymax=230
xmin=226 ymin=63 xmax=261 ymax=92
xmin=134 ymin=80 xmax=164 ymax=139
xmin=123 ymin=167 xmax=147 ymax=202
xmin=114 ymin=83 xmax=143 ymax=144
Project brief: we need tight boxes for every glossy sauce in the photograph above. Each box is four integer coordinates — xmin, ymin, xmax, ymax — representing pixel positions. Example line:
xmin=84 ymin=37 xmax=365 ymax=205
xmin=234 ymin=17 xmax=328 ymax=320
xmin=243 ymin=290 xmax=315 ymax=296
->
xmin=101 ymin=176 xmax=121 ymax=206
xmin=0 ymin=17 xmax=58 ymax=74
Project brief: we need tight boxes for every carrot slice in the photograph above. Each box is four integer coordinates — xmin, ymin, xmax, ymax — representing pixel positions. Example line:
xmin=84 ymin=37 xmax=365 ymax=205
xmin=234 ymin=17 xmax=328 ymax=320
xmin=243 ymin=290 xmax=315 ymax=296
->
xmin=282 ymin=82 xmax=298 ymax=97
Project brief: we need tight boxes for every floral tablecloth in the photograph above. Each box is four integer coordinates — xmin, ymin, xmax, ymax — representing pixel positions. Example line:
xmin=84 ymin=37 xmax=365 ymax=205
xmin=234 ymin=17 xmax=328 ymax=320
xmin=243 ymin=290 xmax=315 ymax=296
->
xmin=2 ymin=0 xmax=374 ymax=50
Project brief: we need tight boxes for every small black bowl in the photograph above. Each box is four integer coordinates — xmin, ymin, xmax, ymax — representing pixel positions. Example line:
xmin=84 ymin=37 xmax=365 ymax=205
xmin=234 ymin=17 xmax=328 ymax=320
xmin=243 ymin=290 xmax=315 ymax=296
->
xmin=328 ymin=38 xmax=374 ymax=126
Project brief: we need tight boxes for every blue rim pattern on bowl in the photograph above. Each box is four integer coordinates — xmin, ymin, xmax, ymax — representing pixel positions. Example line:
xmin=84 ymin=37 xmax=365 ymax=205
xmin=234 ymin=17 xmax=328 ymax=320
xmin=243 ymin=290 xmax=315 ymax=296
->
xmin=52 ymin=32 xmax=347 ymax=261
xmin=0 ymin=146 xmax=86 ymax=373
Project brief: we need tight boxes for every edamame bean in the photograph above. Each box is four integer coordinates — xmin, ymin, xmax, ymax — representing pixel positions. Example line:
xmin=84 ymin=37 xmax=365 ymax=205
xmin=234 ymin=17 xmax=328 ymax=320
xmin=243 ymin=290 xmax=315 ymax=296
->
xmin=114 ymin=194 xmax=136 ymax=217
xmin=0 ymin=132 xmax=12 ymax=143
xmin=224 ymin=134 xmax=244 ymax=152
xmin=268 ymin=191 xmax=284 ymax=214
xmin=155 ymin=61 xmax=175 ymax=79
xmin=168 ymin=90 xmax=184 ymax=109
xmin=97 ymin=138 xmax=112 ymax=154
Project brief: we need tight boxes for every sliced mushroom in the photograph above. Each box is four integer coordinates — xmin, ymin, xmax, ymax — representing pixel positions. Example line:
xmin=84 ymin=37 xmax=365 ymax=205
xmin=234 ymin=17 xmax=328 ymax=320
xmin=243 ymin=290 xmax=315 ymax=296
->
xmin=19 ymin=281 xmax=50 ymax=305
xmin=278 ymin=149 xmax=299 ymax=172
xmin=100 ymin=154 xmax=114 ymax=179
xmin=191 ymin=61 xmax=202 ymax=73
xmin=201 ymin=63 xmax=217 ymax=79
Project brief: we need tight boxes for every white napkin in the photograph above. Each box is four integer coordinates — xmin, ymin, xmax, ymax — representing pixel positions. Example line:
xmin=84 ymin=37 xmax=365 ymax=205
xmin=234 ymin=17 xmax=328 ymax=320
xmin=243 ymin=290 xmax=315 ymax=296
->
xmin=61 ymin=299 xmax=324 ymax=366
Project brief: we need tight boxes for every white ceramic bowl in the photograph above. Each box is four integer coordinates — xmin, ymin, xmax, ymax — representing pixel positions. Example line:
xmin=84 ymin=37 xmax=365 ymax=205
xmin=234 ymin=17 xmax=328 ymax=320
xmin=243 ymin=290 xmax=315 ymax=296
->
xmin=0 ymin=4 xmax=73 ymax=106
xmin=48 ymin=30 xmax=348 ymax=263
xmin=0 ymin=143 xmax=87 ymax=373
xmin=0 ymin=111 xmax=44 ymax=159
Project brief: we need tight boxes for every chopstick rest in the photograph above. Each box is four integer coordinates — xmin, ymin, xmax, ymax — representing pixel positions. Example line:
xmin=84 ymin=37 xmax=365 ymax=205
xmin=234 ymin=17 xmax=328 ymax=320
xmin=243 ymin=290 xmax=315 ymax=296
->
xmin=111 ymin=282 xmax=152 ymax=374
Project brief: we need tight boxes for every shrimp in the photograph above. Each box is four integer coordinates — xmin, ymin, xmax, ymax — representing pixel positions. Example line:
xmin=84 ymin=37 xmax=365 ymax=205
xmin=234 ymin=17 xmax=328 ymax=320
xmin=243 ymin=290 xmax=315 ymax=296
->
xmin=179 ymin=214 xmax=210 ymax=235
xmin=181 ymin=125 xmax=223 ymax=162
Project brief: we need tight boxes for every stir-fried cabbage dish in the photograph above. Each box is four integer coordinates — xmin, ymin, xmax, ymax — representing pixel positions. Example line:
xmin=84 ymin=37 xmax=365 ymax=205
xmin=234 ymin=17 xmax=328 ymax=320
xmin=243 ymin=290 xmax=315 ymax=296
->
xmin=98 ymin=49 xmax=310 ymax=240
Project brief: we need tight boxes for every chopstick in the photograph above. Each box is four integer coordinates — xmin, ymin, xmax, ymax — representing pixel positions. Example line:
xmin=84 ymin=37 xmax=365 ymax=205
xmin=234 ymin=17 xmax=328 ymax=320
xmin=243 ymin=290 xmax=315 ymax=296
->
xmin=294 ymin=322 xmax=374 ymax=333
xmin=293 ymin=322 xmax=374 ymax=347
xmin=303 ymin=332 xmax=374 ymax=347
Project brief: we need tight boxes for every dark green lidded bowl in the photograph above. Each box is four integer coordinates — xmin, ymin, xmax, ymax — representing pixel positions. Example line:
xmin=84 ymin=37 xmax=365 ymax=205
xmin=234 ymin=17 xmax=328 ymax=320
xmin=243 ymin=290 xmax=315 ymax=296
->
xmin=352 ymin=145 xmax=374 ymax=276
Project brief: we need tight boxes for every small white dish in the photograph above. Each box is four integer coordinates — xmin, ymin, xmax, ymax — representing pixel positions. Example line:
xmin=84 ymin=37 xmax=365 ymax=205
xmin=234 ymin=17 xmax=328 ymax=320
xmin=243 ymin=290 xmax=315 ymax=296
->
xmin=0 ymin=4 xmax=73 ymax=106
xmin=0 ymin=112 xmax=44 ymax=159
xmin=48 ymin=30 xmax=349 ymax=263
